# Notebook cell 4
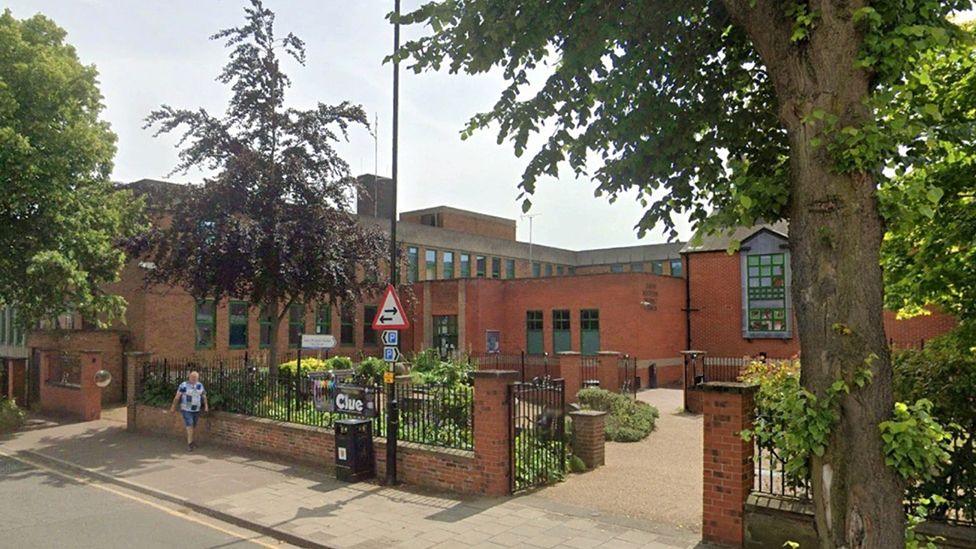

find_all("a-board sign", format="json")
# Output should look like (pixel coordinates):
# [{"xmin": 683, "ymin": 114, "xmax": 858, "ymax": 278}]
[
  {"xmin": 308, "ymin": 372, "xmax": 378, "ymax": 417},
  {"xmin": 301, "ymin": 333, "xmax": 337, "ymax": 349}
]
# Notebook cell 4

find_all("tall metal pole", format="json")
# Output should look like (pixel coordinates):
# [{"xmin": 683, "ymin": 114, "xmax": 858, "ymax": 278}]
[{"xmin": 386, "ymin": 0, "xmax": 401, "ymax": 486}]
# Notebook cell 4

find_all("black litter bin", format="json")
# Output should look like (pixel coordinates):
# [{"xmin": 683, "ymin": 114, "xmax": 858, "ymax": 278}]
[{"xmin": 335, "ymin": 418, "xmax": 374, "ymax": 482}]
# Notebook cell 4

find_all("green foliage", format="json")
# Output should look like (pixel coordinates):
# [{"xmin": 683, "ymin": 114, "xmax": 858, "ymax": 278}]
[
  {"xmin": 0, "ymin": 398, "xmax": 25, "ymax": 433},
  {"xmin": 355, "ymin": 357, "xmax": 387, "ymax": 386},
  {"xmin": 567, "ymin": 454, "xmax": 587, "ymax": 474},
  {"xmin": 408, "ymin": 349, "xmax": 472, "ymax": 386},
  {"xmin": 514, "ymin": 432, "xmax": 565, "ymax": 487},
  {"xmin": 139, "ymin": 377, "xmax": 176, "ymax": 407},
  {"xmin": 893, "ymin": 326, "xmax": 976, "ymax": 521},
  {"xmin": 0, "ymin": 9, "xmax": 145, "ymax": 326},
  {"xmin": 879, "ymin": 400, "xmax": 952, "ymax": 481},
  {"xmin": 576, "ymin": 388, "xmax": 658, "ymax": 442},
  {"xmin": 277, "ymin": 356, "xmax": 353, "ymax": 376}
]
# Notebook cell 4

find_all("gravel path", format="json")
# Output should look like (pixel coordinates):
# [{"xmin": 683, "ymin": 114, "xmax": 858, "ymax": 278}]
[{"xmin": 533, "ymin": 388, "xmax": 703, "ymax": 534}]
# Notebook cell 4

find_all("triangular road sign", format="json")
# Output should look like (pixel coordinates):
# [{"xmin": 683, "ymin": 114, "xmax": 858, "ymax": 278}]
[{"xmin": 372, "ymin": 284, "xmax": 410, "ymax": 330}]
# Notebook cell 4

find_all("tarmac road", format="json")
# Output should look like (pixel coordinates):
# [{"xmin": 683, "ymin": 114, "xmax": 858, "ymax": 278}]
[{"xmin": 0, "ymin": 453, "xmax": 287, "ymax": 549}]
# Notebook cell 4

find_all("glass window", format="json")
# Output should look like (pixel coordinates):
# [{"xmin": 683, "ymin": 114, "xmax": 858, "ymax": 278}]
[
  {"xmin": 460, "ymin": 253, "xmax": 471, "ymax": 278},
  {"xmin": 443, "ymin": 251, "xmax": 455, "ymax": 279},
  {"xmin": 259, "ymin": 305, "xmax": 273, "ymax": 348},
  {"xmin": 580, "ymin": 309, "xmax": 600, "ymax": 355},
  {"xmin": 363, "ymin": 305, "xmax": 378, "ymax": 345},
  {"xmin": 631, "ymin": 262, "xmax": 644, "ymax": 272},
  {"xmin": 315, "ymin": 304, "xmax": 332, "ymax": 334},
  {"xmin": 532, "ymin": 262, "xmax": 541, "ymax": 277},
  {"xmin": 491, "ymin": 257, "xmax": 501, "ymax": 279},
  {"xmin": 505, "ymin": 259, "xmax": 516, "ymax": 279},
  {"xmin": 228, "ymin": 301, "xmax": 248, "ymax": 348},
  {"xmin": 195, "ymin": 300, "xmax": 216, "ymax": 349},
  {"xmin": 552, "ymin": 310, "xmax": 571, "ymax": 353},
  {"xmin": 476, "ymin": 256, "xmax": 486, "ymax": 278},
  {"xmin": 545, "ymin": 264, "xmax": 553, "ymax": 277},
  {"xmin": 407, "ymin": 246, "xmax": 419, "ymax": 283},
  {"xmin": 526, "ymin": 310, "xmax": 544, "ymax": 355},
  {"xmin": 670, "ymin": 258, "xmax": 683, "ymax": 277},
  {"xmin": 340, "ymin": 307, "xmax": 355, "ymax": 345},
  {"xmin": 288, "ymin": 303, "xmax": 305, "ymax": 347},
  {"xmin": 746, "ymin": 253, "xmax": 788, "ymax": 332},
  {"xmin": 611, "ymin": 264, "xmax": 624, "ymax": 273},
  {"xmin": 425, "ymin": 249, "xmax": 437, "ymax": 280},
  {"xmin": 433, "ymin": 315, "xmax": 458, "ymax": 358},
  {"xmin": 651, "ymin": 260, "xmax": 664, "ymax": 275},
  {"xmin": 557, "ymin": 265, "xmax": 564, "ymax": 276}
]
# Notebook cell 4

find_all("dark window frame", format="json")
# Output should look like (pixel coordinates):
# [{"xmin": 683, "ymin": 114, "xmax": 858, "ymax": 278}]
[
  {"xmin": 195, "ymin": 299, "xmax": 217, "ymax": 350},
  {"xmin": 228, "ymin": 300, "xmax": 249, "ymax": 349}
]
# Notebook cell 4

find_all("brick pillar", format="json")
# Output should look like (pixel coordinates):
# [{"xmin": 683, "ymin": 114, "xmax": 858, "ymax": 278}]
[
  {"xmin": 557, "ymin": 352, "xmax": 582, "ymax": 403},
  {"xmin": 10, "ymin": 358, "xmax": 27, "ymax": 406},
  {"xmin": 569, "ymin": 410, "xmax": 606, "ymax": 469},
  {"xmin": 472, "ymin": 369, "xmax": 519, "ymax": 496},
  {"xmin": 78, "ymin": 351, "xmax": 103, "ymax": 421},
  {"xmin": 702, "ymin": 382, "xmax": 757, "ymax": 547},
  {"xmin": 597, "ymin": 351, "xmax": 621, "ymax": 389},
  {"xmin": 125, "ymin": 352, "xmax": 152, "ymax": 432}
]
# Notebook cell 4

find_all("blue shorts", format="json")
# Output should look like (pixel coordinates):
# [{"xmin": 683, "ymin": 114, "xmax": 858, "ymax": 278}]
[{"xmin": 180, "ymin": 410, "xmax": 200, "ymax": 427}]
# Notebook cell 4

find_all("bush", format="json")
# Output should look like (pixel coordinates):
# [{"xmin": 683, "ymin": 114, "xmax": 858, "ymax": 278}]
[
  {"xmin": 568, "ymin": 454, "xmax": 587, "ymax": 473},
  {"xmin": 355, "ymin": 357, "xmax": 386, "ymax": 386},
  {"xmin": 0, "ymin": 398, "xmax": 26, "ymax": 433},
  {"xmin": 277, "ymin": 356, "xmax": 352, "ymax": 376},
  {"xmin": 408, "ymin": 348, "xmax": 472, "ymax": 385},
  {"xmin": 576, "ymin": 388, "xmax": 658, "ymax": 442}
]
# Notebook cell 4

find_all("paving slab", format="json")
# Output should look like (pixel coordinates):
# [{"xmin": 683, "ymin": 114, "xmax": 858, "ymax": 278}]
[{"xmin": 0, "ymin": 415, "xmax": 704, "ymax": 549}]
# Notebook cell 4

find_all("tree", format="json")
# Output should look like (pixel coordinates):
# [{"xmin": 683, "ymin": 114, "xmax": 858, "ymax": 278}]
[
  {"xmin": 395, "ymin": 1, "xmax": 974, "ymax": 546},
  {"xmin": 136, "ymin": 0, "xmax": 386, "ymax": 370},
  {"xmin": 881, "ymin": 24, "xmax": 976, "ymax": 326},
  {"xmin": 0, "ymin": 9, "xmax": 144, "ymax": 326}
]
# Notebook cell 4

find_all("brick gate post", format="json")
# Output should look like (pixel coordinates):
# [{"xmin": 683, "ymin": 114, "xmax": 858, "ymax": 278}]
[
  {"xmin": 472, "ymin": 369, "xmax": 519, "ymax": 496},
  {"xmin": 125, "ymin": 352, "xmax": 152, "ymax": 432},
  {"xmin": 702, "ymin": 382, "xmax": 757, "ymax": 547},
  {"xmin": 569, "ymin": 410, "xmax": 607, "ymax": 469}
]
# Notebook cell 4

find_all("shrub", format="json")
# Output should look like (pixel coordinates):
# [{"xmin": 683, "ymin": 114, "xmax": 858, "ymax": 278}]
[
  {"xmin": 408, "ymin": 349, "xmax": 472, "ymax": 386},
  {"xmin": 355, "ymin": 357, "xmax": 386, "ymax": 386},
  {"xmin": 568, "ymin": 454, "xmax": 587, "ymax": 473},
  {"xmin": 277, "ymin": 356, "xmax": 353, "ymax": 376},
  {"xmin": 576, "ymin": 388, "xmax": 658, "ymax": 442},
  {"xmin": 0, "ymin": 398, "xmax": 26, "ymax": 433}
]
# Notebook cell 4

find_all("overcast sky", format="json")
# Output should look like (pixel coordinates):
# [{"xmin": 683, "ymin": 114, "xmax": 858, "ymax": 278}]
[{"xmin": 7, "ymin": 2, "xmax": 973, "ymax": 250}]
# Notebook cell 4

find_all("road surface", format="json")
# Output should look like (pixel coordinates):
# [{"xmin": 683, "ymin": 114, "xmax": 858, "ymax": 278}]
[{"xmin": 0, "ymin": 453, "xmax": 285, "ymax": 549}]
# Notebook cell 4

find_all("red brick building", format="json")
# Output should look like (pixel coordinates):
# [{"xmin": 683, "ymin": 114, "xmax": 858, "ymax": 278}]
[{"xmin": 9, "ymin": 179, "xmax": 956, "ymax": 403}]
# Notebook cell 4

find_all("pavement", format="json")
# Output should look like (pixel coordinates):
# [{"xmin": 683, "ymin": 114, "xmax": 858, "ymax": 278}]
[
  {"xmin": 0, "ymin": 453, "xmax": 284, "ymax": 548},
  {"xmin": 0, "ymin": 407, "xmax": 707, "ymax": 549},
  {"xmin": 536, "ymin": 389, "xmax": 702, "ymax": 532}
]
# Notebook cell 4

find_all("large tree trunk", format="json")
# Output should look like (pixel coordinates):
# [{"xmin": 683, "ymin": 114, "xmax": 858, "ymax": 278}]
[{"xmin": 722, "ymin": 1, "xmax": 905, "ymax": 546}]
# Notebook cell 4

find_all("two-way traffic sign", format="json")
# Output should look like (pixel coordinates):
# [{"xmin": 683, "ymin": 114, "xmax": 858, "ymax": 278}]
[{"xmin": 372, "ymin": 285, "xmax": 410, "ymax": 330}]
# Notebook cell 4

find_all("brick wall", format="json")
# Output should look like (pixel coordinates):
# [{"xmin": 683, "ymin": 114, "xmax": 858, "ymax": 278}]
[{"xmin": 28, "ymin": 330, "xmax": 126, "ymax": 404}]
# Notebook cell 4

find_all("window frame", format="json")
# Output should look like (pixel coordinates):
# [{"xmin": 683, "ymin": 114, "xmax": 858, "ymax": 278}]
[
  {"xmin": 491, "ymin": 257, "xmax": 501, "ymax": 279},
  {"xmin": 525, "ymin": 310, "xmax": 544, "ymax": 355},
  {"xmin": 425, "ymin": 249, "xmax": 437, "ymax": 280},
  {"xmin": 259, "ymin": 305, "xmax": 273, "ymax": 349},
  {"xmin": 315, "ymin": 304, "xmax": 332, "ymax": 335},
  {"xmin": 407, "ymin": 246, "xmax": 419, "ymax": 283},
  {"xmin": 340, "ymin": 307, "xmax": 355, "ymax": 345},
  {"xmin": 745, "ymin": 252, "xmax": 789, "ymax": 334},
  {"xmin": 552, "ymin": 309, "xmax": 571, "ymax": 353},
  {"xmin": 443, "ymin": 251, "xmax": 455, "ymax": 279},
  {"xmin": 288, "ymin": 303, "xmax": 305, "ymax": 348},
  {"xmin": 460, "ymin": 253, "xmax": 471, "ymax": 278},
  {"xmin": 363, "ymin": 305, "xmax": 378, "ymax": 346},
  {"xmin": 505, "ymin": 258, "xmax": 516, "ymax": 279},
  {"xmin": 476, "ymin": 255, "xmax": 487, "ymax": 278},
  {"xmin": 228, "ymin": 300, "xmax": 249, "ymax": 349},
  {"xmin": 580, "ymin": 309, "xmax": 600, "ymax": 355},
  {"xmin": 194, "ymin": 299, "xmax": 217, "ymax": 350}
]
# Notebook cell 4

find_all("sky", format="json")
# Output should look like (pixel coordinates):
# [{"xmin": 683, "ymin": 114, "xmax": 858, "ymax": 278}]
[{"xmin": 5, "ymin": 0, "xmax": 691, "ymax": 251}]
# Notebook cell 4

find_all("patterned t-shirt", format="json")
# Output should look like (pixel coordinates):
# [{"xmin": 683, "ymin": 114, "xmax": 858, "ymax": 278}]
[{"xmin": 178, "ymin": 381, "xmax": 206, "ymax": 412}]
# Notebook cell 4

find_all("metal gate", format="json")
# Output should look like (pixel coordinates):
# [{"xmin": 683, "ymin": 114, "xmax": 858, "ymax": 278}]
[
  {"xmin": 509, "ymin": 377, "xmax": 566, "ymax": 493},
  {"xmin": 618, "ymin": 355, "xmax": 637, "ymax": 398}
]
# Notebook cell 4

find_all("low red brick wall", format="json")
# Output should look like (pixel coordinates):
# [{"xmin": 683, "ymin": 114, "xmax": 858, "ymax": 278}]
[{"xmin": 133, "ymin": 404, "xmax": 479, "ymax": 494}]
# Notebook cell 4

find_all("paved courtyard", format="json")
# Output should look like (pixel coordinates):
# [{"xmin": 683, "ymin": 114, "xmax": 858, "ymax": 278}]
[
  {"xmin": 536, "ymin": 389, "xmax": 702, "ymax": 533},
  {"xmin": 0, "ymin": 409, "xmax": 706, "ymax": 549}
]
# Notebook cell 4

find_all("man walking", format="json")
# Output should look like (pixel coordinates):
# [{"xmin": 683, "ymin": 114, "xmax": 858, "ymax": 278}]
[{"xmin": 169, "ymin": 371, "xmax": 208, "ymax": 451}]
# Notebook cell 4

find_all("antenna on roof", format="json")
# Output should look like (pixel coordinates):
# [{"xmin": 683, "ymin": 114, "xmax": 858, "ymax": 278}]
[{"xmin": 521, "ymin": 213, "xmax": 542, "ymax": 264}]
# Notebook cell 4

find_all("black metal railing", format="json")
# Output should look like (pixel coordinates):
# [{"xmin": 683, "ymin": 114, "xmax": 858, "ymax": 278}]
[
  {"xmin": 509, "ymin": 377, "xmax": 566, "ymax": 493},
  {"xmin": 702, "ymin": 357, "xmax": 747, "ymax": 383},
  {"xmin": 618, "ymin": 355, "xmax": 637, "ymax": 398},
  {"xmin": 581, "ymin": 356, "xmax": 599, "ymax": 383},
  {"xmin": 469, "ymin": 352, "xmax": 558, "ymax": 383},
  {"xmin": 138, "ymin": 358, "xmax": 473, "ymax": 451},
  {"xmin": 753, "ymin": 440, "xmax": 811, "ymax": 501}
]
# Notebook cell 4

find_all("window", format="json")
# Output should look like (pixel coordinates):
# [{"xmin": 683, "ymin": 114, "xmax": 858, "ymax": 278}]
[
  {"xmin": 651, "ymin": 260, "xmax": 664, "ymax": 275},
  {"xmin": 611, "ymin": 264, "xmax": 624, "ymax": 273},
  {"xmin": 460, "ymin": 253, "xmax": 471, "ymax": 278},
  {"xmin": 315, "ymin": 304, "xmax": 332, "ymax": 334},
  {"xmin": 363, "ymin": 306, "xmax": 378, "ymax": 345},
  {"xmin": 259, "ymin": 305, "xmax": 273, "ymax": 348},
  {"xmin": 433, "ymin": 315, "xmax": 458, "ymax": 357},
  {"xmin": 631, "ymin": 262, "xmax": 644, "ymax": 272},
  {"xmin": 545, "ymin": 264, "xmax": 553, "ymax": 277},
  {"xmin": 194, "ymin": 300, "xmax": 216, "ymax": 349},
  {"xmin": 557, "ymin": 265, "xmax": 564, "ymax": 276},
  {"xmin": 340, "ymin": 307, "xmax": 355, "ymax": 345},
  {"xmin": 505, "ymin": 259, "xmax": 516, "ymax": 279},
  {"xmin": 228, "ymin": 301, "xmax": 248, "ymax": 348},
  {"xmin": 746, "ymin": 253, "xmax": 788, "ymax": 333},
  {"xmin": 407, "ymin": 246, "xmax": 419, "ymax": 283},
  {"xmin": 491, "ymin": 257, "xmax": 501, "ymax": 279},
  {"xmin": 425, "ymin": 249, "xmax": 437, "ymax": 280},
  {"xmin": 580, "ymin": 309, "xmax": 600, "ymax": 355},
  {"xmin": 532, "ymin": 262, "xmax": 541, "ymax": 277},
  {"xmin": 526, "ymin": 311, "xmax": 544, "ymax": 355},
  {"xmin": 552, "ymin": 310, "xmax": 571, "ymax": 353},
  {"xmin": 443, "ymin": 252, "xmax": 455, "ymax": 279},
  {"xmin": 670, "ymin": 258, "xmax": 683, "ymax": 277},
  {"xmin": 420, "ymin": 213, "xmax": 441, "ymax": 227},
  {"xmin": 476, "ymin": 256, "xmax": 486, "ymax": 278},
  {"xmin": 288, "ymin": 303, "xmax": 305, "ymax": 347}
]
